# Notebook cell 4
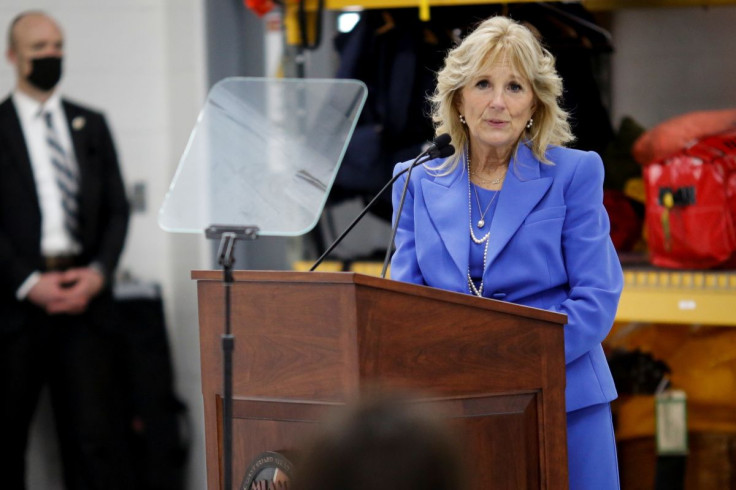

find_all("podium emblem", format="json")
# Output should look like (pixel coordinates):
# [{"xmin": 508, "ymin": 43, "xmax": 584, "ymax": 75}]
[{"xmin": 240, "ymin": 451, "xmax": 294, "ymax": 490}]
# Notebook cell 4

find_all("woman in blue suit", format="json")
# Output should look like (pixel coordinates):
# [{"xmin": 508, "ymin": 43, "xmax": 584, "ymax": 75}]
[{"xmin": 390, "ymin": 16, "xmax": 623, "ymax": 489}]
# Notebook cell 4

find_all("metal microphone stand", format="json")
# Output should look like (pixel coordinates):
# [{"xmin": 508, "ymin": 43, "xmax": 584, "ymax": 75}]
[{"xmin": 205, "ymin": 224, "xmax": 259, "ymax": 490}]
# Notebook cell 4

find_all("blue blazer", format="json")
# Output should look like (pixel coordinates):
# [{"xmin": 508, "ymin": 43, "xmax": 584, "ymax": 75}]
[{"xmin": 390, "ymin": 143, "xmax": 623, "ymax": 412}]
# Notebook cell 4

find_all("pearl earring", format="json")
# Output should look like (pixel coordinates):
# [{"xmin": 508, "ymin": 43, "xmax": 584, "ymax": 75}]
[
  {"xmin": 459, "ymin": 114, "xmax": 466, "ymax": 125},
  {"xmin": 526, "ymin": 118, "xmax": 533, "ymax": 129}
]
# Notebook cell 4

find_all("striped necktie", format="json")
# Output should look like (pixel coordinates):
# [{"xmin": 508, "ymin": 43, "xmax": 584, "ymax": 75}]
[{"xmin": 43, "ymin": 111, "xmax": 81, "ymax": 244}]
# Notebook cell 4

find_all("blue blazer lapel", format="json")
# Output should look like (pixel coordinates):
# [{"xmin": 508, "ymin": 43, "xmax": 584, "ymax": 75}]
[
  {"xmin": 486, "ymin": 145, "xmax": 552, "ymax": 267},
  {"xmin": 422, "ymin": 164, "xmax": 469, "ymax": 280}
]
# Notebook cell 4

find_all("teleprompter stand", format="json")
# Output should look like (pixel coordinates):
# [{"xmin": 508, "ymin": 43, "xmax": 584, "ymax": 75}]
[{"xmin": 204, "ymin": 224, "xmax": 259, "ymax": 490}]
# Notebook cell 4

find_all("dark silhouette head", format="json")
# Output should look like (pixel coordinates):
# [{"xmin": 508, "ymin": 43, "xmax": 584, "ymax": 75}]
[{"xmin": 293, "ymin": 392, "xmax": 464, "ymax": 490}]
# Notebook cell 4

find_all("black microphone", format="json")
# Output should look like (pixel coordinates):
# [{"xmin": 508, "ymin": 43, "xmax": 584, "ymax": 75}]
[
  {"xmin": 379, "ymin": 136, "xmax": 455, "ymax": 278},
  {"xmin": 310, "ymin": 134, "xmax": 453, "ymax": 272},
  {"xmin": 426, "ymin": 133, "xmax": 451, "ymax": 158},
  {"xmin": 431, "ymin": 144, "xmax": 455, "ymax": 159}
]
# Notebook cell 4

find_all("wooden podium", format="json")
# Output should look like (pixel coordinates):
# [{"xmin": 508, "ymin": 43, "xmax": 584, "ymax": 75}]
[{"xmin": 193, "ymin": 270, "xmax": 568, "ymax": 489}]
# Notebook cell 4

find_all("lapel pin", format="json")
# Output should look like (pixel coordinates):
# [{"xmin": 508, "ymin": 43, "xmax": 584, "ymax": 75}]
[{"xmin": 72, "ymin": 116, "xmax": 86, "ymax": 130}]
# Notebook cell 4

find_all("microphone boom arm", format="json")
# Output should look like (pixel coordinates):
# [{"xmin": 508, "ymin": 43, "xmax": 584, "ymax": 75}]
[
  {"xmin": 309, "ymin": 152, "xmax": 433, "ymax": 272},
  {"xmin": 309, "ymin": 134, "xmax": 454, "ymax": 273}
]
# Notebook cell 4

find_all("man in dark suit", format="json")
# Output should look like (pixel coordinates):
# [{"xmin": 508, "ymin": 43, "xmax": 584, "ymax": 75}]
[{"xmin": 0, "ymin": 11, "xmax": 133, "ymax": 489}]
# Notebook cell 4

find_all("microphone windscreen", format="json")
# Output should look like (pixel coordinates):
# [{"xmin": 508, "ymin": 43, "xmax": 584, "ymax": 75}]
[
  {"xmin": 437, "ymin": 144, "xmax": 455, "ymax": 158},
  {"xmin": 433, "ymin": 133, "xmax": 451, "ymax": 149},
  {"xmin": 427, "ymin": 143, "xmax": 455, "ymax": 159}
]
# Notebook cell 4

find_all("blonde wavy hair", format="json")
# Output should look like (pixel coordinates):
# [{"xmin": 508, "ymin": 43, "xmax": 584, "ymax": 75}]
[{"xmin": 429, "ymin": 15, "xmax": 573, "ymax": 173}]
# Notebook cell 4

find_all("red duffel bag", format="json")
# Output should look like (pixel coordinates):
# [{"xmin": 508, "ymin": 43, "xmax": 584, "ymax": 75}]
[{"xmin": 644, "ymin": 131, "xmax": 736, "ymax": 269}]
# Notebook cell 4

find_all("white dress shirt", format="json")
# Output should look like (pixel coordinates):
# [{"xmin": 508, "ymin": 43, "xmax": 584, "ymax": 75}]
[{"xmin": 12, "ymin": 90, "xmax": 81, "ymax": 299}]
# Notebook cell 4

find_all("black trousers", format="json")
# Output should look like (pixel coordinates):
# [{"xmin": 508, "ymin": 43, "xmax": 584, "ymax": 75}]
[{"xmin": 0, "ymin": 307, "xmax": 135, "ymax": 490}]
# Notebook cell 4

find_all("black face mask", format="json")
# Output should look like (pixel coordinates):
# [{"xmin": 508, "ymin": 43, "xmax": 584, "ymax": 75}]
[{"xmin": 26, "ymin": 56, "xmax": 63, "ymax": 91}]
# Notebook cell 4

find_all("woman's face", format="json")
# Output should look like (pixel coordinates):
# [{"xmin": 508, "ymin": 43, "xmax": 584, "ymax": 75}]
[{"xmin": 456, "ymin": 60, "xmax": 536, "ymax": 155}]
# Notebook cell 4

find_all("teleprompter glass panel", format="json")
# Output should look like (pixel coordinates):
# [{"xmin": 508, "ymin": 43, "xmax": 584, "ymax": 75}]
[{"xmin": 159, "ymin": 77, "xmax": 367, "ymax": 236}]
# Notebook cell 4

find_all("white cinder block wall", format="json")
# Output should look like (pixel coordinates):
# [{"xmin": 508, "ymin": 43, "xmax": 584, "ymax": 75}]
[
  {"xmin": 611, "ymin": 6, "xmax": 736, "ymax": 128},
  {"xmin": 0, "ymin": 1, "xmax": 209, "ymax": 489}
]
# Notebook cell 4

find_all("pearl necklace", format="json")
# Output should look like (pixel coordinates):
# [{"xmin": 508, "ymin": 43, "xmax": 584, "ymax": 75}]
[
  {"xmin": 467, "ymin": 239, "xmax": 489, "ymax": 297},
  {"xmin": 467, "ymin": 153, "xmax": 491, "ymax": 297}
]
